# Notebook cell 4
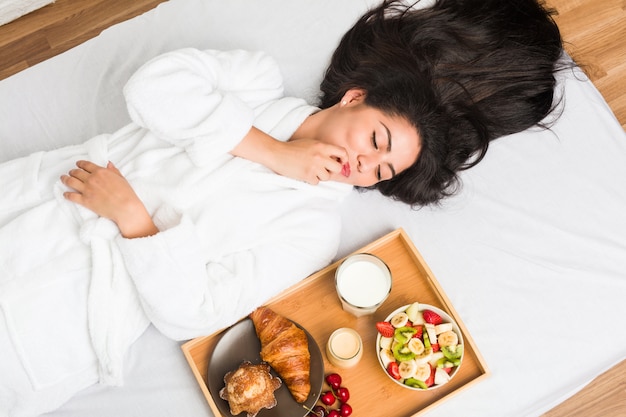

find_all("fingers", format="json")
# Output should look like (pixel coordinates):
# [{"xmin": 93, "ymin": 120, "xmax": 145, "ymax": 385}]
[
  {"xmin": 75, "ymin": 160, "xmax": 100, "ymax": 173},
  {"xmin": 60, "ymin": 175, "xmax": 83, "ymax": 195},
  {"xmin": 60, "ymin": 161, "xmax": 92, "ymax": 191},
  {"xmin": 106, "ymin": 161, "xmax": 121, "ymax": 175},
  {"xmin": 62, "ymin": 188, "xmax": 83, "ymax": 204},
  {"xmin": 311, "ymin": 165, "xmax": 335, "ymax": 184},
  {"xmin": 60, "ymin": 160, "xmax": 110, "ymax": 194},
  {"xmin": 300, "ymin": 143, "xmax": 346, "ymax": 183},
  {"xmin": 322, "ymin": 144, "xmax": 349, "ymax": 168}
]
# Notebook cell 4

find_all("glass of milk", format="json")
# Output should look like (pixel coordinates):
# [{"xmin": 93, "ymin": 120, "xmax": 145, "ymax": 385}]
[{"xmin": 334, "ymin": 253, "xmax": 392, "ymax": 317}]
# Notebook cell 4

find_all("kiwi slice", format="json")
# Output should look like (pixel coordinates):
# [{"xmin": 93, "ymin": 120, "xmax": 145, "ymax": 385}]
[
  {"xmin": 405, "ymin": 378, "xmax": 428, "ymax": 389},
  {"xmin": 394, "ymin": 326, "xmax": 417, "ymax": 344},
  {"xmin": 436, "ymin": 357, "xmax": 456, "ymax": 368},
  {"xmin": 442, "ymin": 345, "xmax": 463, "ymax": 361},
  {"xmin": 423, "ymin": 329, "xmax": 431, "ymax": 349},
  {"xmin": 392, "ymin": 343, "xmax": 416, "ymax": 361}
]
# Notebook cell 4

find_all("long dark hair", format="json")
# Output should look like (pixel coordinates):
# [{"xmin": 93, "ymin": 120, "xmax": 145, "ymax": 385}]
[{"xmin": 319, "ymin": 0, "xmax": 570, "ymax": 206}]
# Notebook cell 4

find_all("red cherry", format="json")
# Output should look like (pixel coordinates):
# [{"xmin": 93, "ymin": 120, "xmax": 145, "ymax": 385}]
[
  {"xmin": 320, "ymin": 391, "xmax": 336, "ymax": 406},
  {"xmin": 339, "ymin": 403, "xmax": 353, "ymax": 417},
  {"xmin": 310, "ymin": 405, "xmax": 327, "ymax": 417},
  {"xmin": 334, "ymin": 386, "xmax": 350, "ymax": 403},
  {"xmin": 327, "ymin": 411, "xmax": 340, "ymax": 417},
  {"xmin": 325, "ymin": 373, "xmax": 342, "ymax": 390}
]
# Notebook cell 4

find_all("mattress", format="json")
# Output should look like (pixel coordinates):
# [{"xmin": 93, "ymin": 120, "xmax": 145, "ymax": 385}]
[{"xmin": 0, "ymin": 0, "xmax": 625, "ymax": 416}]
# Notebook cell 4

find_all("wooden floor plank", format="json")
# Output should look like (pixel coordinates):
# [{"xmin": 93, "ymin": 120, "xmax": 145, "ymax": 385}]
[
  {"xmin": 44, "ymin": 0, "xmax": 153, "ymax": 49},
  {"xmin": 547, "ymin": 0, "xmax": 626, "ymax": 130},
  {"xmin": 0, "ymin": 32, "xmax": 49, "ymax": 75},
  {"xmin": 542, "ymin": 358, "xmax": 626, "ymax": 417},
  {"xmin": 0, "ymin": 0, "xmax": 168, "ymax": 72}
]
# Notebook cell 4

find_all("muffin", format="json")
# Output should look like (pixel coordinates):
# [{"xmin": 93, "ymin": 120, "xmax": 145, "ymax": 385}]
[{"xmin": 219, "ymin": 361, "xmax": 282, "ymax": 417}]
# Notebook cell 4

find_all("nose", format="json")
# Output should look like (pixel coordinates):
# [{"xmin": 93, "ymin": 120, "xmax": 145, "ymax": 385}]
[{"xmin": 357, "ymin": 153, "xmax": 381, "ymax": 173}]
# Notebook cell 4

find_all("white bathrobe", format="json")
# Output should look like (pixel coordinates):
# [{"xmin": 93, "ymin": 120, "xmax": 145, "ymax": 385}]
[{"xmin": 0, "ymin": 49, "xmax": 351, "ymax": 416}]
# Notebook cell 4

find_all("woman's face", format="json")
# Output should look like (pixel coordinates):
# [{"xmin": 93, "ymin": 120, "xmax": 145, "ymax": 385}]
[{"xmin": 315, "ymin": 89, "xmax": 421, "ymax": 187}]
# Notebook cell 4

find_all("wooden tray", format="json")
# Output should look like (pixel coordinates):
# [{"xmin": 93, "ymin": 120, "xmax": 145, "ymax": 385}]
[{"xmin": 182, "ymin": 228, "xmax": 489, "ymax": 417}]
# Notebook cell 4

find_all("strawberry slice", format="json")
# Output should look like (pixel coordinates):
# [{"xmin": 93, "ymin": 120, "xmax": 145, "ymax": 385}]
[
  {"xmin": 431, "ymin": 343, "xmax": 440, "ymax": 352},
  {"xmin": 422, "ymin": 309, "xmax": 443, "ymax": 325},
  {"xmin": 387, "ymin": 362, "xmax": 401, "ymax": 380},
  {"xmin": 376, "ymin": 321, "xmax": 395, "ymax": 338},
  {"xmin": 411, "ymin": 324, "xmax": 423, "ymax": 339},
  {"xmin": 424, "ymin": 365, "xmax": 435, "ymax": 387}
]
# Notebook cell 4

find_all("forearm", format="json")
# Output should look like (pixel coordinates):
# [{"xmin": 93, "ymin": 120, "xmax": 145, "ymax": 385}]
[
  {"xmin": 230, "ymin": 126, "xmax": 347, "ymax": 184},
  {"xmin": 230, "ymin": 126, "xmax": 283, "ymax": 171},
  {"xmin": 114, "ymin": 205, "xmax": 159, "ymax": 239},
  {"xmin": 116, "ymin": 217, "xmax": 247, "ymax": 339}
]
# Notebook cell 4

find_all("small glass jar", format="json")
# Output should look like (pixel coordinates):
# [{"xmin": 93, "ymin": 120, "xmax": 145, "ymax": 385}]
[{"xmin": 326, "ymin": 328, "xmax": 363, "ymax": 368}]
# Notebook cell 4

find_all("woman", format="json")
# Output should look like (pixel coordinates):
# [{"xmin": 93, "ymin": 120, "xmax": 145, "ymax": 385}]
[
  {"xmin": 0, "ymin": 0, "xmax": 565, "ymax": 415},
  {"xmin": 275, "ymin": 0, "xmax": 567, "ymax": 205}
]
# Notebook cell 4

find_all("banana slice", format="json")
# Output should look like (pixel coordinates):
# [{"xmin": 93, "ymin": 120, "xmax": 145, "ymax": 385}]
[
  {"xmin": 438, "ymin": 330, "xmax": 458, "ymax": 347},
  {"xmin": 428, "ymin": 351, "xmax": 445, "ymax": 367},
  {"xmin": 379, "ymin": 348, "xmax": 396, "ymax": 368},
  {"xmin": 390, "ymin": 312, "xmax": 409, "ymax": 328},
  {"xmin": 434, "ymin": 323, "xmax": 453, "ymax": 334},
  {"xmin": 414, "ymin": 346, "xmax": 433, "ymax": 365},
  {"xmin": 414, "ymin": 362, "xmax": 432, "ymax": 381},
  {"xmin": 398, "ymin": 359, "xmax": 418, "ymax": 379},
  {"xmin": 424, "ymin": 323, "xmax": 438, "ymax": 345},
  {"xmin": 379, "ymin": 336, "xmax": 393, "ymax": 350},
  {"xmin": 408, "ymin": 338, "xmax": 425, "ymax": 355}
]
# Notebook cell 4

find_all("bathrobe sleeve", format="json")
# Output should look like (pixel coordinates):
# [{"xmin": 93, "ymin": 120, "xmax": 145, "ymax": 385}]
[
  {"xmin": 115, "ymin": 202, "xmax": 342, "ymax": 341},
  {"xmin": 123, "ymin": 48, "xmax": 285, "ymax": 166}
]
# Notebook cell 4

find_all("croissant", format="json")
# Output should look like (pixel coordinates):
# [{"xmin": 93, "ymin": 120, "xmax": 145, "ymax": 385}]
[{"xmin": 249, "ymin": 306, "xmax": 311, "ymax": 403}]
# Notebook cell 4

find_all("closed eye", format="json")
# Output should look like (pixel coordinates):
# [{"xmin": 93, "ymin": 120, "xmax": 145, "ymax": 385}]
[
  {"xmin": 371, "ymin": 131, "xmax": 378, "ymax": 150},
  {"xmin": 372, "ymin": 132, "xmax": 383, "ymax": 180}
]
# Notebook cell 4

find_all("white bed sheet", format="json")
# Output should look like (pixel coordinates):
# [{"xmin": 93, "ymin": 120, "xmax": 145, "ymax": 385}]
[
  {"xmin": 0, "ymin": 0, "xmax": 54, "ymax": 26},
  {"xmin": 1, "ymin": 0, "xmax": 625, "ymax": 416}
]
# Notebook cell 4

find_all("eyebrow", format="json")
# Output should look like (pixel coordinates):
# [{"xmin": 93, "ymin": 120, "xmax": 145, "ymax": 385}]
[{"xmin": 380, "ymin": 121, "xmax": 396, "ymax": 178}]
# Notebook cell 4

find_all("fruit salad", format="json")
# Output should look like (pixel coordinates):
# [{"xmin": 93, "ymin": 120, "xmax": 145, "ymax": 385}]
[{"xmin": 376, "ymin": 302, "xmax": 463, "ymax": 390}]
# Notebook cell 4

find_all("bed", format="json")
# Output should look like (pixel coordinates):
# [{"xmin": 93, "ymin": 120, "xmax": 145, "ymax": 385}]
[{"xmin": 1, "ymin": 0, "xmax": 625, "ymax": 416}]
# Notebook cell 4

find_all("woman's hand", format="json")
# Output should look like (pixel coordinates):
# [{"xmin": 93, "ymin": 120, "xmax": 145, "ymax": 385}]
[
  {"xmin": 268, "ymin": 138, "xmax": 348, "ymax": 184},
  {"xmin": 61, "ymin": 160, "xmax": 159, "ymax": 238},
  {"xmin": 231, "ymin": 127, "xmax": 348, "ymax": 184}
]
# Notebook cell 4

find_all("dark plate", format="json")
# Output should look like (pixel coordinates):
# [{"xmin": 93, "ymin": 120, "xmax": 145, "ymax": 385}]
[{"xmin": 207, "ymin": 318, "xmax": 323, "ymax": 417}]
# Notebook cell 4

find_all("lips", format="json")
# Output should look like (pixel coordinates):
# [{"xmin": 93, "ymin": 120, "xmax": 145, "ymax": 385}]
[{"xmin": 341, "ymin": 163, "xmax": 351, "ymax": 177}]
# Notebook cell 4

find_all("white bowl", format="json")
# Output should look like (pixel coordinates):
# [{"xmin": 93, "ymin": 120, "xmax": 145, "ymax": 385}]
[{"xmin": 376, "ymin": 303, "xmax": 464, "ymax": 391}]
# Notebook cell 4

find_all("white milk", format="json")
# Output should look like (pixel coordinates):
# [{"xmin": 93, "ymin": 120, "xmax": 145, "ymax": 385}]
[
  {"xmin": 335, "ymin": 254, "xmax": 391, "ymax": 316},
  {"xmin": 338, "ymin": 261, "xmax": 389, "ymax": 306}
]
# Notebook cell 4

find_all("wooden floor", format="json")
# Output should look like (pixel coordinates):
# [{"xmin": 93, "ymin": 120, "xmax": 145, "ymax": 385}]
[
  {"xmin": 0, "ymin": 0, "xmax": 625, "ymax": 415},
  {"xmin": 0, "ymin": 0, "xmax": 168, "ymax": 80}
]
